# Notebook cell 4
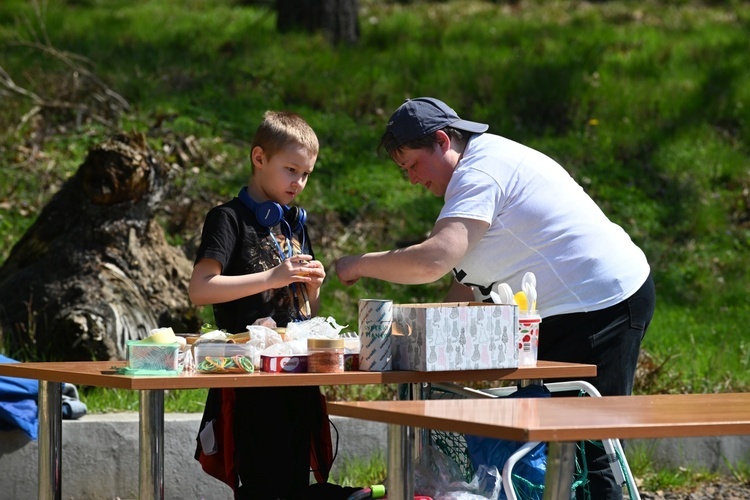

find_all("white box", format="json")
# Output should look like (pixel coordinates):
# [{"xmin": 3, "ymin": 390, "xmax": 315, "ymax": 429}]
[{"xmin": 391, "ymin": 302, "xmax": 518, "ymax": 371}]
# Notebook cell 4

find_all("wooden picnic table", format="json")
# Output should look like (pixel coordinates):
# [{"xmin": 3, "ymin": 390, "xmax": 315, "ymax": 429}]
[{"xmin": 0, "ymin": 359, "xmax": 596, "ymax": 500}]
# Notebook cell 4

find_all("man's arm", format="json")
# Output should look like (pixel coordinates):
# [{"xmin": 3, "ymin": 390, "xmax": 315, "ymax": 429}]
[{"xmin": 335, "ymin": 217, "xmax": 489, "ymax": 285}]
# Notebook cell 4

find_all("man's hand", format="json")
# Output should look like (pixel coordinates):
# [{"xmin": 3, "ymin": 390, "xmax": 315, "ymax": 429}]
[{"xmin": 335, "ymin": 255, "xmax": 361, "ymax": 286}]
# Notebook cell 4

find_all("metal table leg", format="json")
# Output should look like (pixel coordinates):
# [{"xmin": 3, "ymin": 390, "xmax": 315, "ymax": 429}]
[
  {"xmin": 543, "ymin": 441, "xmax": 577, "ymax": 500},
  {"xmin": 38, "ymin": 380, "xmax": 62, "ymax": 500},
  {"xmin": 387, "ymin": 423, "xmax": 414, "ymax": 500},
  {"xmin": 139, "ymin": 389, "xmax": 165, "ymax": 500}
]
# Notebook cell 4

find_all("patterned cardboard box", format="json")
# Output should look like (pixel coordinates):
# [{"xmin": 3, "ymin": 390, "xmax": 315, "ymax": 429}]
[{"xmin": 392, "ymin": 303, "xmax": 518, "ymax": 371}]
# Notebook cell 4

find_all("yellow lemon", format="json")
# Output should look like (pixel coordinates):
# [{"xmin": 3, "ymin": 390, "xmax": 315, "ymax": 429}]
[{"xmin": 514, "ymin": 291, "xmax": 529, "ymax": 312}]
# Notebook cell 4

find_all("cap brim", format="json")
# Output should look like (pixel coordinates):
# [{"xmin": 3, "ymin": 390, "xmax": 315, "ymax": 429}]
[{"xmin": 451, "ymin": 119, "xmax": 489, "ymax": 134}]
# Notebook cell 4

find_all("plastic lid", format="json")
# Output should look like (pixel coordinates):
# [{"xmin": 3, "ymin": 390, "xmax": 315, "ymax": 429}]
[
  {"xmin": 307, "ymin": 338, "xmax": 345, "ymax": 349},
  {"xmin": 519, "ymin": 312, "xmax": 542, "ymax": 322}
]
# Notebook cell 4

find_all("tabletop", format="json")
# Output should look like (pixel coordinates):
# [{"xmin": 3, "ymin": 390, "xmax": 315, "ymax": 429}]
[
  {"xmin": 0, "ymin": 361, "xmax": 596, "ymax": 390},
  {"xmin": 328, "ymin": 393, "xmax": 750, "ymax": 441},
  {"xmin": 0, "ymin": 360, "xmax": 596, "ymax": 390}
]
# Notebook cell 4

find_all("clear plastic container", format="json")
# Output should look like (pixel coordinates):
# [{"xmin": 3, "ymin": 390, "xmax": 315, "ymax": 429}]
[
  {"xmin": 307, "ymin": 338, "xmax": 345, "ymax": 373},
  {"xmin": 194, "ymin": 342, "xmax": 254, "ymax": 373}
]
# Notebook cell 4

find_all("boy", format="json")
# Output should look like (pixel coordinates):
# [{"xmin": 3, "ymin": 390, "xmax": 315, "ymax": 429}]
[{"xmin": 190, "ymin": 110, "xmax": 328, "ymax": 499}]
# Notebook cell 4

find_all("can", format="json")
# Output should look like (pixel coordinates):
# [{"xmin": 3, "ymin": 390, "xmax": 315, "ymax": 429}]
[{"xmin": 358, "ymin": 299, "xmax": 393, "ymax": 371}]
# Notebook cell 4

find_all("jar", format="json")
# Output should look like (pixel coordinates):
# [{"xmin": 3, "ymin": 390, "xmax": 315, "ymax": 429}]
[{"xmin": 307, "ymin": 338, "xmax": 345, "ymax": 373}]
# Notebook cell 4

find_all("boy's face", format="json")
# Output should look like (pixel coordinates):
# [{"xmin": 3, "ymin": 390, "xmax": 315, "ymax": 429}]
[{"xmin": 251, "ymin": 144, "xmax": 316, "ymax": 205}]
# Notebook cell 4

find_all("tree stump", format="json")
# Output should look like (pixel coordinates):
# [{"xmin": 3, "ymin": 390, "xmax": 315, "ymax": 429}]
[{"xmin": 0, "ymin": 132, "xmax": 201, "ymax": 362}]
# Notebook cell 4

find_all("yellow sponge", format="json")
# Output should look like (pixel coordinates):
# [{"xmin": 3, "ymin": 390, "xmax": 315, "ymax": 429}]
[{"xmin": 143, "ymin": 327, "xmax": 177, "ymax": 344}]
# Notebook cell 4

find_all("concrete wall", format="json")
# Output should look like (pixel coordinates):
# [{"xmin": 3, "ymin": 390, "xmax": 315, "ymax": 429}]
[
  {"xmin": 1, "ymin": 413, "xmax": 749, "ymax": 500},
  {"xmin": 0, "ymin": 414, "xmax": 387, "ymax": 500}
]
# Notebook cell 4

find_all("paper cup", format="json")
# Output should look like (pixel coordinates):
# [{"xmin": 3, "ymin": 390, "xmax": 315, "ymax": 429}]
[
  {"xmin": 518, "ymin": 312, "xmax": 542, "ymax": 367},
  {"xmin": 358, "ymin": 299, "xmax": 393, "ymax": 371}
]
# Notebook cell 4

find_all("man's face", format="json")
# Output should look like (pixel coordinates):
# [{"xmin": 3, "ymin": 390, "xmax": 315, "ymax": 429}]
[{"xmin": 393, "ymin": 143, "xmax": 454, "ymax": 197}]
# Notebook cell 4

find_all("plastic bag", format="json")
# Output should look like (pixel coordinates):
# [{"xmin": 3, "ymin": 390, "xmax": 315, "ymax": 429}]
[
  {"xmin": 285, "ymin": 316, "xmax": 348, "ymax": 339},
  {"xmin": 411, "ymin": 446, "xmax": 503, "ymax": 499},
  {"xmin": 464, "ymin": 385, "xmax": 551, "ymax": 500}
]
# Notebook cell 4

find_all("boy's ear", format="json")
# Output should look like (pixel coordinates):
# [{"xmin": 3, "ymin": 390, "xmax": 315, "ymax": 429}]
[{"xmin": 251, "ymin": 146, "xmax": 266, "ymax": 170}]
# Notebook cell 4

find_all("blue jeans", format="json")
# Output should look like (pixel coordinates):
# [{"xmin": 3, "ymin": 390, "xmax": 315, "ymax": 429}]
[{"xmin": 538, "ymin": 273, "xmax": 655, "ymax": 499}]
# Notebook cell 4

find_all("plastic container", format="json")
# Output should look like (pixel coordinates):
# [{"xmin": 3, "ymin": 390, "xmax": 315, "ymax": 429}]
[
  {"xmin": 518, "ymin": 312, "xmax": 542, "ymax": 367},
  {"xmin": 261, "ymin": 354, "xmax": 308, "ymax": 373},
  {"xmin": 126, "ymin": 341, "xmax": 180, "ymax": 371},
  {"xmin": 194, "ymin": 342, "xmax": 254, "ymax": 373},
  {"xmin": 307, "ymin": 338, "xmax": 345, "ymax": 373}
]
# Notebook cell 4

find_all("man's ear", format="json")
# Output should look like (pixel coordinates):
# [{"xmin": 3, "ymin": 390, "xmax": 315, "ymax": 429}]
[
  {"xmin": 435, "ymin": 129, "xmax": 452, "ymax": 153},
  {"xmin": 251, "ymin": 146, "xmax": 266, "ymax": 170}
]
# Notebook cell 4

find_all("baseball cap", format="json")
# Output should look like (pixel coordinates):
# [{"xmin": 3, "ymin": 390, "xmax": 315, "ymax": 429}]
[{"xmin": 384, "ymin": 97, "xmax": 489, "ymax": 150}]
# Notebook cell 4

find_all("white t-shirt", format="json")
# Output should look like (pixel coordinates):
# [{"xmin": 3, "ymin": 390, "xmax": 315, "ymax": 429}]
[{"xmin": 440, "ymin": 133, "xmax": 650, "ymax": 317}]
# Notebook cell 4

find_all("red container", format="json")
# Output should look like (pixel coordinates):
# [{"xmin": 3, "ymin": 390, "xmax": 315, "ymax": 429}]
[{"xmin": 260, "ymin": 354, "xmax": 308, "ymax": 373}]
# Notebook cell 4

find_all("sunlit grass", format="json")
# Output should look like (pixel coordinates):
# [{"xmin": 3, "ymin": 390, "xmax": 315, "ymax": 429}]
[
  {"xmin": 81, "ymin": 387, "xmax": 208, "ymax": 413},
  {"xmin": 625, "ymin": 441, "xmax": 749, "ymax": 493},
  {"xmin": 330, "ymin": 451, "xmax": 387, "ymax": 488}
]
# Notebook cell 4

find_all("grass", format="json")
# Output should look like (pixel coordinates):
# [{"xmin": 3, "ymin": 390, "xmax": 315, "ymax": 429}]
[
  {"xmin": 625, "ymin": 440, "xmax": 750, "ymax": 492},
  {"xmin": 80, "ymin": 387, "xmax": 209, "ymax": 413},
  {"xmin": 0, "ymin": 1, "xmax": 749, "ymax": 399},
  {"xmin": 3, "ymin": 4, "xmax": 748, "ymax": 494},
  {"xmin": 329, "ymin": 452, "xmax": 387, "ymax": 488}
]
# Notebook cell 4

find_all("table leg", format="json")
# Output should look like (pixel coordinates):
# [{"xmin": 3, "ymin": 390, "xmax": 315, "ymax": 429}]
[
  {"xmin": 543, "ymin": 441, "xmax": 577, "ymax": 500},
  {"xmin": 387, "ymin": 423, "xmax": 414, "ymax": 500},
  {"xmin": 38, "ymin": 380, "xmax": 62, "ymax": 500},
  {"xmin": 139, "ymin": 389, "xmax": 165, "ymax": 500},
  {"xmin": 399, "ymin": 382, "xmax": 430, "ymax": 462}
]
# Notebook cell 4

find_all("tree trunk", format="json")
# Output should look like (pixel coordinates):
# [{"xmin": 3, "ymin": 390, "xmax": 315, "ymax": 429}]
[
  {"xmin": 0, "ymin": 132, "xmax": 201, "ymax": 362},
  {"xmin": 276, "ymin": 0, "xmax": 360, "ymax": 45}
]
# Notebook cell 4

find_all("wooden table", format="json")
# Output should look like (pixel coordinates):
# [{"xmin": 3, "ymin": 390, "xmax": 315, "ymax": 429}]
[
  {"xmin": 329, "ymin": 393, "xmax": 750, "ymax": 500},
  {"xmin": 0, "ymin": 360, "xmax": 595, "ymax": 500}
]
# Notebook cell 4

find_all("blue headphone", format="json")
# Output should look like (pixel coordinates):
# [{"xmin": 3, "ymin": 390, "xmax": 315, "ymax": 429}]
[{"xmin": 238, "ymin": 187, "xmax": 307, "ymax": 231}]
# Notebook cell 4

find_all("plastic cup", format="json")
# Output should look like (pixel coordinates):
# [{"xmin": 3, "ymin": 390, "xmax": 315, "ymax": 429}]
[{"xmin": 518, "ymin": 312, "xmax": 542, "ymax": 367}]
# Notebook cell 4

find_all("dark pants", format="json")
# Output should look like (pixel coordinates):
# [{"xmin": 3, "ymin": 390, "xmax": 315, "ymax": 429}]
[
  {"xmin": 538, "ymin": 273, "xmax": 655, "ymax": 499},
  {"xmin": 233, "ymin": 386, "xmax": 319, "ymax": 500}
]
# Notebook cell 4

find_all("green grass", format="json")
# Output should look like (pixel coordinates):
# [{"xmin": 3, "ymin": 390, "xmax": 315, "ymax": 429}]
[
  {"xmin": 1, "ymin": 0, "xmax": 749, "ymax": 398},
  {"xmin": 330, "ymin": 452, "xmax": 387, "ymax": 488},
  {"xmin": 81, "ymin": 387, "xmax": 209, "ymax": 413},
  {"xmin": 625, "ymin": 440, "xmax": 750, "ymax": 492}
]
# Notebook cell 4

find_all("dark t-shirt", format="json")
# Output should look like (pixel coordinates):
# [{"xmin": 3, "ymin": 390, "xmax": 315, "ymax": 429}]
[{"xmin": 194, "ymin": 197, "xmax": 313, "ymax": 333}]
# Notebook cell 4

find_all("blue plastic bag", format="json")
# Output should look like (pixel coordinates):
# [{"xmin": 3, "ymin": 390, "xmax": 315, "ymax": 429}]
[{"xmin": 464, "ymin": 384, "xmax": 551, "ymax": 500}]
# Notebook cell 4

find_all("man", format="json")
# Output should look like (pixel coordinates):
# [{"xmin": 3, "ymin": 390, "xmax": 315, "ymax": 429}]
[{"xmin": 336, "ymin": 97, "xmax": 655, "ymax": 499}]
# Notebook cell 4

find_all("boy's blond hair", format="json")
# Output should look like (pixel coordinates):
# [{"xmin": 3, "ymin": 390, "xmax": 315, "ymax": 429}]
[{"xmin": 251, "ymin": 111, "xmax": 319, "ymax": 167}]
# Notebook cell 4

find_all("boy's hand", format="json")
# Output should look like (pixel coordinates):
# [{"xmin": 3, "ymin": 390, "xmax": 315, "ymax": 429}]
[
  {"xmin": 274, "ymin": 255, "xmax": 324, "ymax": 287},
  {"xmin": 300, "ymin": 259, "xmax": 326, "ymax": 290}
]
